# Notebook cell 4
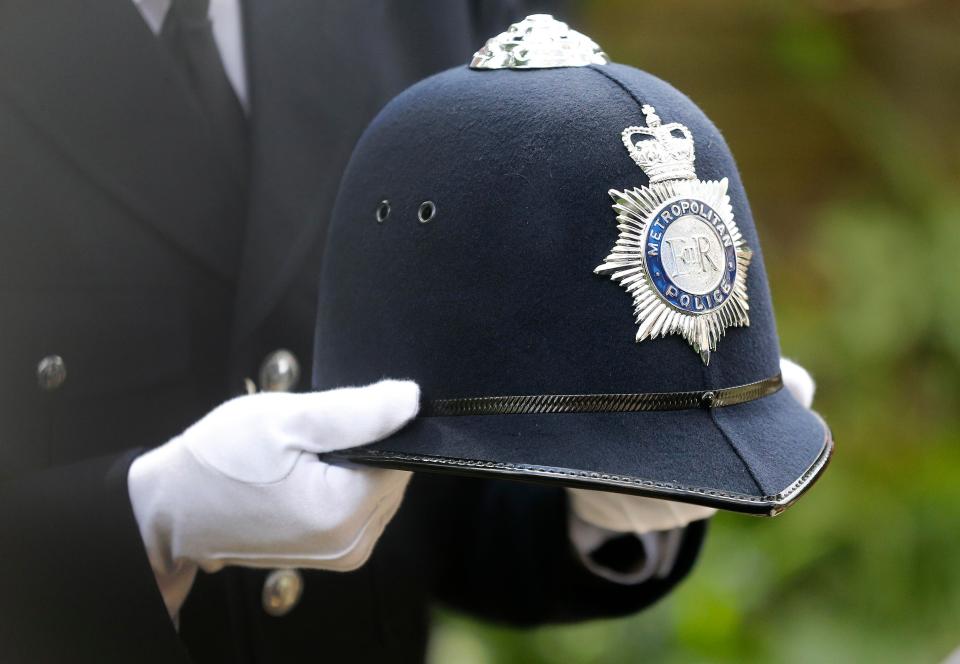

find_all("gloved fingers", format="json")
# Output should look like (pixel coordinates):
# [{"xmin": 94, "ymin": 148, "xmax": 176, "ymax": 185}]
[
  {"xmin": 288, "ymin": 379, "xmax": 421, "ymax": 453},
  {"xmin": 568, "ymin": 487, "xmax": 632, "ymax": 531},
  {"xmin": 780, "ymin": 357, "xmax": 816, "ymax": 408},
  {"xmin": 569, "ymin": 488, "xmax": 715, "ymax": 535},
  {"xmin": 274, "ymin": 458, "xmax": 411, "ymax": 554},
  {"xmin": 657, "ymin": 498, "xmax": 716, "ymax": 531},
  {"xmin": 307, "ymin": 461, "xmax": 412, "ymax": 524},
  {"xmin": 201, "ymin": 469, "xmax": 409, "ymax": 572},
  {"xmin": 175, "ymin": 380, "xmax": 418, "ymax": 484},
  {"xmin": 318, "ymin": 485, "xmax": 408, "ymax": 572}
]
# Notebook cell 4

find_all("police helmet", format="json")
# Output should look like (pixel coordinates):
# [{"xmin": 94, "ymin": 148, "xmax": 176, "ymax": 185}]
[{"xmin": 314, "ymin": 15, "xmax": 833, "ymax": 515}]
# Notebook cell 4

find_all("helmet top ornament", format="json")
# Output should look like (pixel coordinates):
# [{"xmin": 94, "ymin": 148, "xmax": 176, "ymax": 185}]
[{"xmin": 469, "ymin": 14, "xmax": 608, "ymax": 70}]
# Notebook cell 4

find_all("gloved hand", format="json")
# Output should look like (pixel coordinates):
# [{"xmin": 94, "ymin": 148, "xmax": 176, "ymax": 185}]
[
  {"xmin": 779, "ymin": 356, "xmax": 816, "ymax": 409},
  {"xmin": 127, "ymin": 380, "xmax": 420, "ymax": 618},
  {"xmin": 568, "ymin": 357, "xmax": 816, "ymax": 536}
]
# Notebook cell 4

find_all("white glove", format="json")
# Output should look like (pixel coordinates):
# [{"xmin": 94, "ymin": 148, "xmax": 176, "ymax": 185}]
[
  {"xmin": 568, "ymin": 490, "xmax": 716, "ymax": 536},
  {"xmin": 779, "ymin": 356, "xmax": 816, "ymax": 408},
  {"xmin": 127, "ymin": 380, "xmax": 420, "ymax": 618},
  {"xmin": 568, "ymin": 358, "xmax": 817, "ymax": 563}
]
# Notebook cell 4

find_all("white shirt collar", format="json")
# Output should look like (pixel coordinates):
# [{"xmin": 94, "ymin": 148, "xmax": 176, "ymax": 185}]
[
  {"xmin": 130, "ymin": 0, "xmax": 248, "ymax": 110},
  {"xmin": 132, "ymin": 0, "xmax": 171, "ymax": 36}
]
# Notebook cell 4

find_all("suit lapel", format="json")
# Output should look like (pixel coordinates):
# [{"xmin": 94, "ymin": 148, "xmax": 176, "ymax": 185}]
[
  {"xmin": 0, "ymin": 0, "xmax": 242, "ymax": 281},
  {"xmin": 233, "ymin": 0, "xmax": 492, "ymax": 345},
  {"xmin": 233, "ymin": 1, "xmax": 407, "ymax": 345},
  {"xmin": 232, "ymin": 0, "xmax": 333, "ymax": 344}
]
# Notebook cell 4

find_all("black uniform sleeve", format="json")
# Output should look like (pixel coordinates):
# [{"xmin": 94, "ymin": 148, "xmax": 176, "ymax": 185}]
[
  {"xmin": 0, "ymin": 450, "xmax": 190, "ymax": 663},
  {"xmin": 407, "ymin": 474, "xmax": 706, "ymax": 626}
]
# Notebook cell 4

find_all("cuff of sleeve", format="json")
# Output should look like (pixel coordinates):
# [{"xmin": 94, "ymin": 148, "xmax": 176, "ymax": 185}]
[
  {"xmin": 568, "ymin": 512, "xmax": 686, "ymax": 585},
  {"xmin": 0, "ymin": 450, "xmax": 190, "ymax": 662}
]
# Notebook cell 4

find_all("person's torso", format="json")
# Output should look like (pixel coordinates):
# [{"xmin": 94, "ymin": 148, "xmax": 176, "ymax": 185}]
[{"xmin": 0, "ymin": 0, "xmax": 523, "ymax": 660}]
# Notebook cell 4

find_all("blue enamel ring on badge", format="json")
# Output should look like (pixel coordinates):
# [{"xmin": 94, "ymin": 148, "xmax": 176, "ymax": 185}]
[{"xmin": 644, "ymin": 198, "xmax": 738, "ymax": 314}]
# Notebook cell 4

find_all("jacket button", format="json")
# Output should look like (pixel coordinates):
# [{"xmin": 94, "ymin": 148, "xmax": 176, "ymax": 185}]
[
  {"xmin": 259, "ymin": 349, "xmax": 300, "ymax": 393},
  {"xmin": 37, "ymin": 355, "xmax": 67, "ymax": 391},
  {"xmin": 262, "ymin": 569, "xmax": 303, "ymax": 617}
]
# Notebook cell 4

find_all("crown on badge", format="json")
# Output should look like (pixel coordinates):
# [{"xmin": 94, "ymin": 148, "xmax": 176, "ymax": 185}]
[{"xmin": 621, "ymin": 105, "xmax": 696, "ymax": 184}]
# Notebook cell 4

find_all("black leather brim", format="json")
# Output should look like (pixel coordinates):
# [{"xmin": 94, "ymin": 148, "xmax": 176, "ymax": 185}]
[{"xmin": 326, "ymin": 388, "xmax": 833, "ymax": 517}]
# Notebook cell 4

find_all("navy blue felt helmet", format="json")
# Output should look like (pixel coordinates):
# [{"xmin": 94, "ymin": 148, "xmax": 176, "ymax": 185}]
[{"xmin": 315, "ymin": 15, "xmax": 833, "ymax": 515}]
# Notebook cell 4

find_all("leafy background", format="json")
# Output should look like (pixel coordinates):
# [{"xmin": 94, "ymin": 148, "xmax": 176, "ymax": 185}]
[{"xmin": 427, "ymin": 0, "xmax": 960, "ymax": 662}]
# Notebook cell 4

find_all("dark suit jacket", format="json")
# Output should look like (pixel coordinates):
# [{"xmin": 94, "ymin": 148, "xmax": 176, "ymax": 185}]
[{"xmin": 0, "ymin": 1, "xmax": 705, "ymax": 662}]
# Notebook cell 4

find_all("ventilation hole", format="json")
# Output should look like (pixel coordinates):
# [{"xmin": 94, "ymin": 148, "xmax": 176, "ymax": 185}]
[
  {"xmin": 375, "ymin": 200, "xmax": 391, "ymax": 223},
  {"xmin": 418, "ymin": 201, "xmax": 436, "ymax": 223}
]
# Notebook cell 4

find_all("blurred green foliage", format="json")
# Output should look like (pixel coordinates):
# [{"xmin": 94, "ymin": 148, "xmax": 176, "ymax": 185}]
[{"xmin": 427, "ymin": 0, "xmax": 960, "ymax": 662}]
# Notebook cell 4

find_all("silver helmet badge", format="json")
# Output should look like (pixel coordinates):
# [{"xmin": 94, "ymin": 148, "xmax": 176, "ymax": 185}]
[{"xmin": 595, "ymin": 105, "xmax": 753, "ymax": 364}]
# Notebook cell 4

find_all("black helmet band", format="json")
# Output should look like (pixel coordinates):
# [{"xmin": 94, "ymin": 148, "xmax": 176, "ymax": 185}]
[{"xmin": 422, "ymin": 373, "xmax": 782, "ymax": 417}]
